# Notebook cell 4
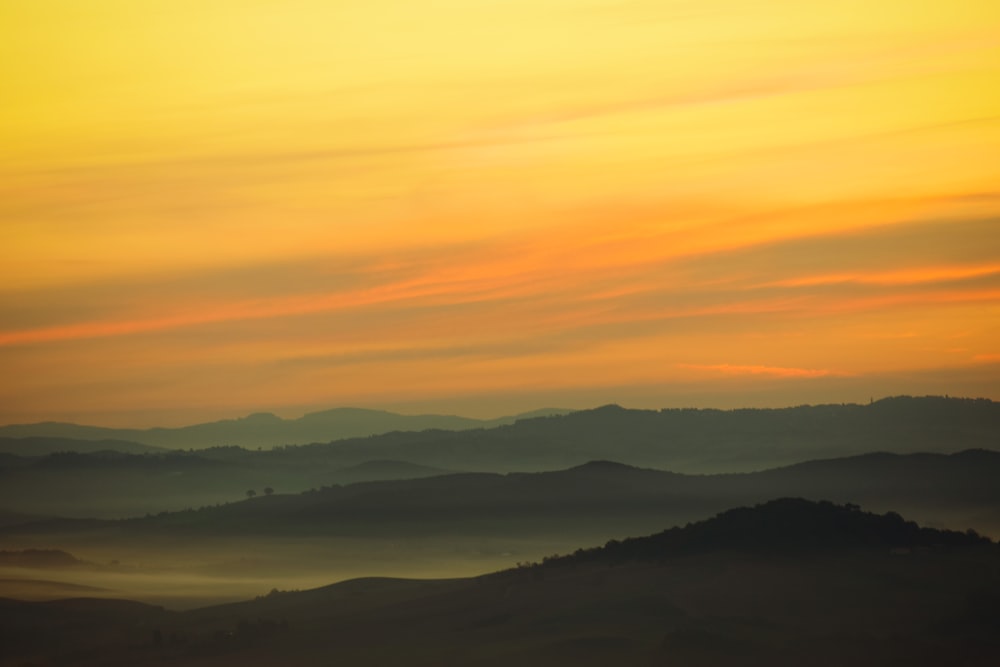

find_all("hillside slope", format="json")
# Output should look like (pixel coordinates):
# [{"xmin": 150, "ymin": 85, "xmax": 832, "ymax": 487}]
[
  {"xmin": 2, "ymin": 500, "xmax": 997, "ymax": 666},
  {"xmin": 4, "ymin": 449, "xmax": 998, "ymax": 543}
]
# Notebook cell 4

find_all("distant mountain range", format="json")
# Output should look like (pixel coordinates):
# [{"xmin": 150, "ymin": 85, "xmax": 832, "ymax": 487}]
[
  {"xmin": 0, "ymin": 407, "xmax": 572, "ymax": 450},
  {"xmin": 2, "ymin": 396, "xmax": 996, "ymax": 474},
  {"xmin": 2, "ymin": 499, "xmax": 996, "ymax": 667}
]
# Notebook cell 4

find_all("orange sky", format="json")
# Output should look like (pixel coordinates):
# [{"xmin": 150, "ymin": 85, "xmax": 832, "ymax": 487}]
[{"xmin": 1, "ymin": 0, "xmax": 999, "ymax": 426}]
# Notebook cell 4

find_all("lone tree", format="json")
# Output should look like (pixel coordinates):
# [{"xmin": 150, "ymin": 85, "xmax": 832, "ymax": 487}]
[
  {"xmin": 264, "ymin": 487, "xmax": 274, "ymax": 496},
  {"xmin": 246, "ymin": 489, "xmax": 256, "ymax": 499}
]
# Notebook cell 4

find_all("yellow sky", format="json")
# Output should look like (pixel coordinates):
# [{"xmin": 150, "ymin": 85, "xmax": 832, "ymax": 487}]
[{"xmin": 1, "ymin": 0, "xmax": 998, "ymax": 425}]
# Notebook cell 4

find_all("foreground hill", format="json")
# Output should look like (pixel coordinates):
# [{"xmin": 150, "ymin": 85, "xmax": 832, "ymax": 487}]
[
  {"xmin": 539, "ymin": 497, "xmax": 990, "ymax": 563},
  {"xmin": 1, "ymin": 500, "xmax": 997, "ymax": 666},
  {"xmin": 0, "ymin": 407, "xmax": 571, "ymax": 451}
]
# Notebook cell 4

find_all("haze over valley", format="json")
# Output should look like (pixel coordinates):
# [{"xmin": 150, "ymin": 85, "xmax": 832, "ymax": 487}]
[
  {"xmin": 0, "ymin": 396, "xmax": 996, "ymax": 604},
  {"xmin": 1, "ymin": 397, "xmax": 999, "ymax": 664}
]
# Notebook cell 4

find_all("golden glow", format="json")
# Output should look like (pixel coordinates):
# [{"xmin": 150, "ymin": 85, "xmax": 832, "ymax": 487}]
[{"xmin": 1, "ymin": 0, "xmax": 999, "ymax": 424}]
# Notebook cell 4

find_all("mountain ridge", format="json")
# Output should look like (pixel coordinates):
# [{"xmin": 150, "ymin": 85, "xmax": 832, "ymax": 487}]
[
  {"xmin": 1, "ymin": 396, "xmax": 995, "ymax": 473},
  {"xmin": 4, "ymin": 448, "xmax": 997, "ymax": 539},
  {"xmin": 0, "ymin": 407, "xmax": 574, "ymax": 451}
]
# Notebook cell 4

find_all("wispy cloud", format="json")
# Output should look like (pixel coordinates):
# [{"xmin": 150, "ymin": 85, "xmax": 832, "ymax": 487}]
[
  {"xmin": 3, "ymin": 207, "xmax": 998, "ymax": 350},
  {"xmin": 757, "ymin": 264, "xmax": 1000, "ymax": 289},
  {"xmin": 678, "ymin": 364, "xmax": 848, "ymax": 379}
]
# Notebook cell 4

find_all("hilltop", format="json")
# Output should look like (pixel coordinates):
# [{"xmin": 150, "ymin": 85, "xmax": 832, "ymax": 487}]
[{"xmin": 533, "ymin": 497, "xmax": 991, "ymax": 568}]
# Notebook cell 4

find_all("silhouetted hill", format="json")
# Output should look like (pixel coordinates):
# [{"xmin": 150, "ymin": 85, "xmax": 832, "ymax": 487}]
[
  {"xmin": 2, "ymin": 397, "xmax": 995, "ymax": 472},
  {"xmin": 0, "ymin": 395, "xmax": 995, "ymax": 522},
  {"xmin": 0, "ymin": 448, "xmax": 458, "ymax": 518},
  {"xmin": 0, "ymin": 595, "xmax": 168, "ymax": 663},
  {"xmin": 5, "ymin": 449, "xmax": 997, "ymax": 542},
  {"xmin": 0, "ymin": 436, "xmax": 165, "ymax": 457},
  {"xmin": 537, "ymin": 498, "xmax": 991, "ymax": 568},
  {"xmin": 246, "ymin": 395, "xmax": 1000, "ymax": 473},
  {"xmin": 2, "ymin": 501, "xmax": 997, "ymax": 666},
  {"xmin": 0, "ymin": 407, "xmax": 573, "ymax": 450}
]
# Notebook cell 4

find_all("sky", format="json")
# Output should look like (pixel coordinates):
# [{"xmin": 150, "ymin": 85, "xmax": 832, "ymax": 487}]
[{"xmin": 1, "ymin": 0, "xmax": 998, "ymax": 427}]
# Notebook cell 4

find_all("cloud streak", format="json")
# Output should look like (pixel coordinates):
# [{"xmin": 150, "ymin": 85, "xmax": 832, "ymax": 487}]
[{"xmin": 678, "ymin": 364, "xmax": 847, "ymax": 379}]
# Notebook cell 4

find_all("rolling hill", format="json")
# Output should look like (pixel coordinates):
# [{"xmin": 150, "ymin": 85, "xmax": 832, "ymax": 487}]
[
  {"xmin": 1, "ymin": 499, "xmax": 997, "ymax": 666},
  {"xmin": 2, "ymin": 397, "xmax": 996, "ymax": 475},
  {"xmin": 4, "ymin": 449, "xmax": 998, "ymax": 542}
]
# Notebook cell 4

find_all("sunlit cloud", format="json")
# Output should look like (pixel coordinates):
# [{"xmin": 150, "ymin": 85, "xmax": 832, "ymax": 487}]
[
  {"xmin": 1, "ymin": 0, "xmax": 998, "ymax": 424},
  {"xmin": 759, "ymin": 264, "xmax": 1000, "ymax": 289}
]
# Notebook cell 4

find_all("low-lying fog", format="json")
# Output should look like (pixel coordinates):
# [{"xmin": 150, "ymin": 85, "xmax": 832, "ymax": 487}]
[{"xmin": 0, "ymin": 534, "xmax": 586, "ymax": 609}]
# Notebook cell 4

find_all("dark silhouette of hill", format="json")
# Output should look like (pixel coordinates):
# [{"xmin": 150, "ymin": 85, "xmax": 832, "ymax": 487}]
[
  {"xmin": 0, "ymin": 395, "xmax": 995, "ymax": 523},
  {"xmin": 536, "ymin": 498, "xmax": 990, "ymax": 568},
  {"xmin": 1, "ymin": 500, "xmax": 997, "ymax": 666},
  {"xmin": 0, "ymin": 407, "xmax": 572, "ymax": 450},
  {"xmin": 224, "ymin": 395, "xmax": 1000, "ymax": 473},
  {"xmin": 0, "ymin": 449, "xmax": 236, "ymax": 518},
  {"xmin": 0, "ymin": 448, "xmax": 458, "ymax": 520},
  {"xmin": 4, "ymin": 449, "xmax": 997, "ymax": 541},
  {"xmin": 0, "ymin": 596, "xmax": 168, "ymax": 663},
  {"xmin": 1, "ymin": 397, "xmax": 995, "ymax": 472},
  {"xmin": 0, "ymin": 436, "xmax": 166, "ymax": 457},
  {"xmin": 0, "ymin": 450, "xmax": 451, "ymax": 519}
]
